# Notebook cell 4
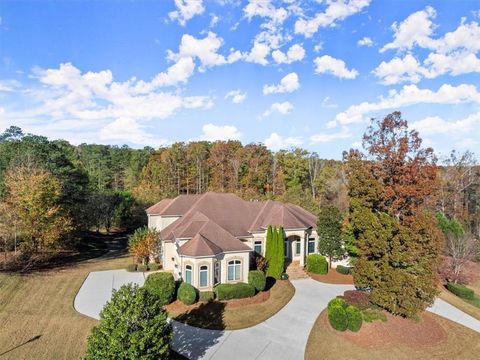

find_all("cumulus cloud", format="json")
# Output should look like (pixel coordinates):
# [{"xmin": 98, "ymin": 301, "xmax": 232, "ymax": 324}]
[
  {"xmin": 169, "ymin": 0, "xmax": 205, "ymax": 26},
  {"xmin": 199, "ymin": 123, "xmax": 242, "ymax": 141},
  {"xmin": 295, "ymin": 0, "xmax": 371, "ymax": 38},
  {"xmin": 329, "ymin": 83, "xmax": 480, "ymax": 128},
  {"xmin": 357, "ymin": 36, "xmax": 373, "ymax": 47},
  {"xmin": 373, "ymin": 54, "xmax": 424, "ymax": 85},
  {"xmin": 310, "ymin": 127, "xmax": 352, "ymax": 143},
  {"xmin": 225, "ymin": 89, "xmax": 247, "ymax": 104},
  {"xmin": 263, "ymin": 72, "xmax": 300, "ymax": 94},
  {"xmin": 411, "ymin": 112, "xmax": 480, "ymax": 136},
  {"xmin": 243, "ymin": 0, "xmax": 288, "ymax": 24},
  {"xmin": 314, "ymin": 55, "xmax": 358, "ymax": 79},
  {"xmin": 272, "ymin": 44, "xmax": 305, "ymax": 64},
  {"xmin": 244, "ymin": 41, "xmax": 271, "ymax": 65},
  {"xmin": 99, "ymin": 117, "xmax": 168, "ymax": 146},
  {"xmin": 261, "ymin": 101, "xmax": 294, "ymax": 118},
  {"xmin": 264, "ymin": 132, "xmax": 303, "ymax": 151}
]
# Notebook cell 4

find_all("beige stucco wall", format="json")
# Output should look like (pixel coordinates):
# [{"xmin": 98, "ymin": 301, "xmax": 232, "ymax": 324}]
[{"xmin": 148, "ymin": 215, "xmax": 180, "ymax": 232}]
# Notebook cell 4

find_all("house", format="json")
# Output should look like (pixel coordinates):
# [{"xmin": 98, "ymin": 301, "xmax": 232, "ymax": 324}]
[{"xmin": 146, "ymin": 192, "xmax": 319, "ymax": 291}]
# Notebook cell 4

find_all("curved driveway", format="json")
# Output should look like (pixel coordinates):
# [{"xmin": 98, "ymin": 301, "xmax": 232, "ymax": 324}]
[{"xmin": 74, "ymin": 270, "xmax": 480, "ymax": 360}]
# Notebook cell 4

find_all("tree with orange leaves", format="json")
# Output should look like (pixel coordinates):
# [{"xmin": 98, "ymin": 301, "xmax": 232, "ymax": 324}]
[{"xmin": 128, "ymin": 227, "xmax": 159, "ymax": 265}]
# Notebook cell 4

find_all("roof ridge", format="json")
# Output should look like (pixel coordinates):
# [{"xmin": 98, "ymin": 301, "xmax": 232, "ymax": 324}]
[{"xmin": 248, "ymin": 199, "xmax": 271, "ymax": 231}]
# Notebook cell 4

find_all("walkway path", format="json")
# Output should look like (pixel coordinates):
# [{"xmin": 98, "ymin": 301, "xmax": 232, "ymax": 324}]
[{"xmin": 74, "ymin": 270, "xmax": 480, "ymax": 359}]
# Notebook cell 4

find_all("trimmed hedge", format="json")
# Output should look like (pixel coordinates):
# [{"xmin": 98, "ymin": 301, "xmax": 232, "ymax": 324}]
[
  {"xmin": 144, "ymin": 272, "xmax": 175, "ymax": 306},
  {"xmin": 148, "ymin": 263, "xmax": 160, "ymax": 271},
  {"xmin": 215, "ymin": 283, "xmax": 256, "ymax": 300},
  {"xmin": 346, "ymin": 305, "xmax": 363, "ymax": 332},
  {"xmin": 199, "ymin": 291, "xmax": 215, "ymax": 302},
  {"xmin": 336, "ymin": 265, "xmax": 351, "ymax": 275},
  {"xmin": 306, "ymin": 254, "xmax": 328, "ymax": 274},
  {"xmin": 328, "ymin": 304, "xmax": 348, "ymax": 331},
  {"xmin": 328, "ymin": 297, "xmax": 347, "ymax": 312},
  {"xmin": 137, "ymin": 264, "xmax": 148, "ymax": 272},
  {"xmin": 178, "ymin": 282, "xmax": 197, "ymax": 305},
  {"xmin": 248, "ymin": 270, "xmax": 266, "ymax": 292},
  {"xmin": 126, "ymin": 263, "xmax": 137, "ymax": 272},
  {"xmin": 447, "ymin": 282, "xmax": 475, "ymax": 300}
]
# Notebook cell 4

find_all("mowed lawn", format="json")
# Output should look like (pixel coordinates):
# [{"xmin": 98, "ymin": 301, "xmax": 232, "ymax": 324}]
[{"xmin": 0, "ymin": 233, "xmax": 132, "ymax": 360}]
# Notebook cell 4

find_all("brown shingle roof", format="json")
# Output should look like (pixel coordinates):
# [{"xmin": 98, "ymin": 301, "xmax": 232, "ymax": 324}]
[{"xmin": 146, "ymin": 194, "xmax": 203, "ymax": 215}]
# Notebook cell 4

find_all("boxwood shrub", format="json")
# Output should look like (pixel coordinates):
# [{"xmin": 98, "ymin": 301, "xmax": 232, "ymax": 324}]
[
  {"xmin": 136, "ymin": 264, "xmax": 148, "ymax": 272},
  {"xmin": 144, "ymin": 272, "xmax": 175, "ymax": 305},
  {"xmin": 336, "ymin": 265, "xmax": 351, "ymax": 275},
  {"xmin": 148, "ymin": 263, "xmax": 160, "ymax": 271},
  {"xmin": 346, "ymin": 305, "xmax": 363, "ymax": 332},
  {"xmin": 199, "ymin": 291, "xmax": 215, "ymax": 302},
  {"xmin": 328, "ymin": 297, "xmax": 347, "ymax": 312},
  {"xmin": 328, "ymin": 304, "xmax": 348, "ymax": 331},
  {"xmin": 215, "ymin": 283, "xmax": 256, "ymax": 300},
  {"xmin": 178, "ymin": 282, "xmax": 197, "ymax": 305},
  {"xmin": 248, "ymin": 270, "xmax": 266, "ymax": 292},
  {"xmin": 447, "ymin": 282, "xmax": 475, "ymax": 300},
  {"xmin": 306, "ymin": 254, "xmax": 328, "ymax": 274}
]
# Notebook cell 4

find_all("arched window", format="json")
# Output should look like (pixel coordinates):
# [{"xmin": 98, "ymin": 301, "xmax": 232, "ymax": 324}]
[
  {"xmin": 199, "ymin": 265, "xmax": 208, "ymax": 288},
  {"xmin": 227, "ymin": 260, "xmax": 241, "ymax": 281},
  {"xmin": 185, "ymin": 265, "xmax": 192, "ymax": 285}
]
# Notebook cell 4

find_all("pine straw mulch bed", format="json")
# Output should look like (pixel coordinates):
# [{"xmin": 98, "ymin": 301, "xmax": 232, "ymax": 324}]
[
  {"xmin": 305, "ymin": 309, "xmax": 480, "ymax": 360},
  {"xmin": 166, "ymin": 280, "xmax": 295, "ymax": 330},
  {"xmin": 308, "ymin": 270, "xmax": 354, "ymax": 285}
]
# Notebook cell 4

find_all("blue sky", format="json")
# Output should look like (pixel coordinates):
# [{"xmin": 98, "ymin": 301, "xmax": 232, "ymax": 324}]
[{"xmin": 1, "ymin": 0, "xmax": 480, "ymax": 159}]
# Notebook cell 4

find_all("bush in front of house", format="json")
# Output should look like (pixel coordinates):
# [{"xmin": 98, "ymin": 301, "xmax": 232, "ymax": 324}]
[
  {"xmin": 336, "ymin": 265, "xmax": 351, "ymax": 275},
  {"xmin": 328, "ymin": 303, "xmax": 348, "ymax": 331},
  {"xmin": 248, "ymin": 270, "xmax": 266, "ymax": 292},
  {"xmin": 137, "ymin": 264, "xmax": 148, "ymax": 272},
  {"xmin": 144, "ymin": 272, "xmax": 176, "ymax": 306},
  {"xmin": 328, "ymin": 297, "xmax": 347, "ymax": 312},
  {"xmin": 199, "ymin": 291, "xmax": 215, "ymax": 302},
  {"xmin": 148, "ymin": 263, "xmax": 160, "ymax": 271},
  {"xmin": 126, "ymin": 263, "xmax": 137, "ymax": 272},
  {"xmin": 85, "ymin": 284, "xmax": 172, "ymax": 360},
  {"xmin": 307, "ymin": 254, "xmax": 328, "ymax": 274},
  {"xmin": 177, "ymin": 282, "xmax": 197, "ymax": 305},
  {"xmin": 343, "ymin": 290, "xmax": 371, "ymax": 310},
  {"xmin": 446, "ymin": 282, "xmax": 475, "ymax": 300},
  {"xmin": 215, "ymin": 283, "xmax": 256, "ymax": 300},
  {"xmin": 346, "ymin": 305, "xmax": 363, "ymax": 332}
]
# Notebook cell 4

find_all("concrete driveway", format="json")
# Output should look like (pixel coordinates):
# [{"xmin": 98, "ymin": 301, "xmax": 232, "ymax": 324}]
[{"xmin": 75, "ymin": 270, "xmax": 480, "ymax": 359}]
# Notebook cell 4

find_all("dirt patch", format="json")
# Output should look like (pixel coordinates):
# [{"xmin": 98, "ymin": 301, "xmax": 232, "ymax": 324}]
[{"xmin": 308, "ymin": 270, "xmax": 354, "ymax": 285}]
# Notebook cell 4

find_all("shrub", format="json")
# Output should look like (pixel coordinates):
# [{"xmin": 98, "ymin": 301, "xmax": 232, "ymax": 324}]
[
  {"xmin": 144, "ymin": 272, "xmax": 175, "ymax": 306},
  {"xmin": 248, "ymin": 270, "xmax": 266, "ymax": 292},
  {"xmin": 306, "ymin": 254, "xmax": 328, "ymax": 274},
  {"xmin": 336, "ymin": 265, "xmax": 351, "ymax": 275},
  {"xmin": 137, "ymin": 264, "xmax": 148, "ymax": 272},
  {"xmin": 86, "ymin": 284, "xmax": 172, "ymax": 360},
  {"xmin": 447, "ymin": 282, "xmax": 475, "ymax": 300},
  {"xmin": 254, "ymin": 253, "xmax": 267, "ymax": 272},
  {"xmin": 328, "ymin": 297, "xmax": 347, "ymax": 312},
  {"xmin": 148, "ymin": 263, "xmax": 160, "ymax": 271},
  {"xmin": 215, "ymin": 283, "xmax": 256, "ymax": 300},
  {"xmin": 126, "ymin": 263, "xmax": 137, "ymax": 272},
  {"xmin": 199, "ymin": 291, "xmax": 215, "ymax": 302},
  {"xmin": 177, "ymin": 282, "xmax": 197, "ymax": 305},
  {"xmin": 328, "ymin": 304, "xmax": 348, "ymax": 331},
  {"xmin": 343, "ymin": 290, "xmax": 371, "ymax": 310},
  {"xmin": 346, "ymin": 305, "xmax": 363, "ymax": 332}
]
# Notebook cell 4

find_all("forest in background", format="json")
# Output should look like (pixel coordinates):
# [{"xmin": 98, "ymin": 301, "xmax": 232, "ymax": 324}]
[{"xmin": 0, "ymin": 121, "xmax": 479, "ymax": 268}]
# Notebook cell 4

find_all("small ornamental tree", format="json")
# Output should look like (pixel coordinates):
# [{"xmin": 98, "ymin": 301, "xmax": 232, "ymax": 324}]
[
  {"xmin": 276, "ymin": 226, "xmax": 285, "ymax": 277},
  {"xmin": 265, "ymin": 225, "xmax": 274, "ymax": 270},
  {"xmin": 266, "ymin": 226, "xmax": 285, "ymax": 279},
  {"xmin": 86, "ymin": 284, "xmax": 172, "ymax": 360},
  {"xmin": 317, "ymin": 205, "xmax": 344, "ymax": 268},
  {"xmin": 128, "ymin": 227, "xmax": 159, "ymax": 265}
]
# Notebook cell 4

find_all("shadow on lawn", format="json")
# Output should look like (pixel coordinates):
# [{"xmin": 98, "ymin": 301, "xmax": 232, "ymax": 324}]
[
  {"xmin": 0, "ymin": 335, "xmax": 42, "ymax": 357},
  {"xmin": 171, "ymin": 303, "xmax": 226, "ymax": 360}
]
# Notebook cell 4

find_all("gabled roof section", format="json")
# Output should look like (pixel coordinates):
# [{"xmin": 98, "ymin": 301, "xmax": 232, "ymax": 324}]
[
  {"xmin": 146, "ymin": 198, "xmax": 173, "ymax": 215},
  {"xmin": 178, "ymin": 234, "xmax": 223, "ymax": 256},
  {"xmin": 249, "ymin": 200, "xmax": 317, "ymax": 231},
  {"xmin": 146, "ymin": 194, "xmax": 203, "ymax": 216}
]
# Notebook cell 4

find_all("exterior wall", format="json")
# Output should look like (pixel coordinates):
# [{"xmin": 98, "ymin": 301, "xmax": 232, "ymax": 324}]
[
  {"xmin": 220, "ymin": 251, "xmax": 250, "ymax": 284},
  {"xmin": 148, "ymin": 215, "xmax": 181, "ymax": 232},
  {"xmin": 162, "ymin": 242, "xmax": 178, "ymax": 274}
]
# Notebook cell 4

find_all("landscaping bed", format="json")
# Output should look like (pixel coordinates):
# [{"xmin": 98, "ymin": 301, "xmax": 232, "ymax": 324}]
[
  {"xmin": 167, "ymin": 279, "xmax": 295, "ymax": 330},
  {"xmin": 308, "ymin": 270, "xmax": 354, "ymax": 285},
  {"xmin": 306, "ymin": 309, "xmax": 480, "ymax": 359}
]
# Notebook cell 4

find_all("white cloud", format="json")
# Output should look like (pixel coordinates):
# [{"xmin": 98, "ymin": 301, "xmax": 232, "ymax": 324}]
[
  {"xmin": 209, "ymin": 14, "xmax": 219, "ymax": 28},
  {"xmin": 244, "ymin": 40, "xmax": 271, "ymax": 65},
  {"xmin": 225, "ymin": 89, "xmax": 247, "ymax": 104},
  {"xmin": 199, "ymin": 123, "xmax": 242, "ymax": 141},
  {"xmin": 373, "ymin": 54, "xmax": 424, "ymax": 85},
  {"xmin": 295, "ymin": 0, "xmax": 371, "ymax": 38},
  {"xmin": 261, "ymin": 101, "xmax": 294, "ymax": 117},
  {"xmin": 329, "ymin": 83, "xmax": 480, "ymax": 128},
  {"xmin": 357, "ymin": 36, "xmax": 373, "ymax": 47},
  {"xmin": 411, "ymin": 112, "xmax": 480, "ymax": 136},
  {"xmin": 321, "ymin": 96, "xmax": 338, "ymax": 108},
  {"xmin": 314, "ymin": 42, "xmax": 323, "ymax": 52},
  {"xmin": 272, "ymin": 43, "xmax": 305, "ymax": 64},
  {"xmin": 314, "ymin": 55, "xmax": 358, "ymax": 79},
  {"xmin": 264, "ymin": 132, "xmax": 303, "ymax": 151},
  {"xmin": 310, "ymin": 127, "xmax": 352, "ymax": 143},
  {"xmin": 99, "ymin": 117, "xmax": 168, "ymax": 146},
  {"xmin": 169, "ymin": 0, "xmax": 205, "ymax": 26},
  {"xmin": 263, "ymin": 72, "xmax": 300, "ymax": 94},
  {"xmin": 243, "ymin": 0, "xmax": 288, "ymax": 25},
  {"xmin": 0, "ymin": 79, "xmax": 21, "ymax": 92}
]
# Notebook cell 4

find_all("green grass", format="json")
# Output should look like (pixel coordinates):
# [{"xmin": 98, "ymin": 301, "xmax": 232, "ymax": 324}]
[{"xmin": 361, "ymin": 309, "xmax": 387, "ymax": 323}]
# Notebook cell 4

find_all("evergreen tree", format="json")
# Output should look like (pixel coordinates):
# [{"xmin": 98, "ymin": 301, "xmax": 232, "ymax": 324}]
[
  {"xmin": 277, "ymin": 226, "xmax": 285, "ymax": 277},
  {"xmin": 317, "ymin": 206, "xmax": 344, "ymax": 268},
  {"xmin": 265, "ymin": 225, "xmax": 273, "ymax": 273},
  {"xmin": 266, "ymin": 226, "xmax": 278, "ymax": 278}
]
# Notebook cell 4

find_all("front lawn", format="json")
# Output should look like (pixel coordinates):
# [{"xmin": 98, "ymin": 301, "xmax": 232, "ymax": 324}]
[
  {"xmin": 306, "ymin": 309, "xmax": 480, "ymax": 359},
  {"xmin": 167, "ymin": 279, "xmax": 295, "ymax": 330},
  {"xmin": 439, "ymin": 281, "xmax": 480, "ymax": 321}
]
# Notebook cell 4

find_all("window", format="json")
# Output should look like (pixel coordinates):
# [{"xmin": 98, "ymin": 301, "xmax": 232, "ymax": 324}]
[
  {"xmin": 185, "ymin": 265, "xmax": 192, "ymax": 285},
  {"xmin": 227, "ymin": 260, "xmax": 241, "ymax": 281},
  {"xmin": 308, "ymin": 238, "xmax": 315, "ymax": 254},
  {"xmin": 295, "ymin": 239, "xmax": 301, "ymax": 256},
  {"xmin": 254, "ymin": 240, "xmax": 262, "ymax": 254},
  {"xmin": 199, "ymin": 265, "xmax": 208, "ymax": 288}
]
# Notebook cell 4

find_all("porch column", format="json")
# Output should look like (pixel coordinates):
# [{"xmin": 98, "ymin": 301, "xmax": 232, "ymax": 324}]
[{"xmin": 300, "ymin": 233, "xmax": 306, "ymax": 267}]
